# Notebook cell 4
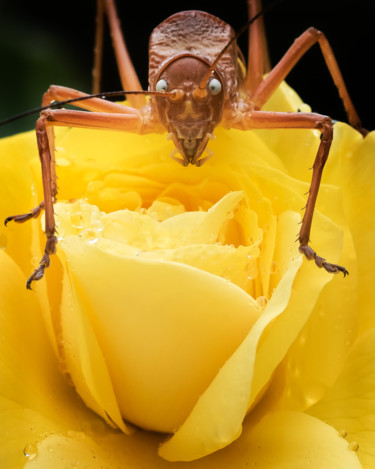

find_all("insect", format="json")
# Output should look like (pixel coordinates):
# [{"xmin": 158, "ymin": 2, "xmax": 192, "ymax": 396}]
[{"xmin": 4, "ymin": 0, "xmax": 366, "ymax": 289}]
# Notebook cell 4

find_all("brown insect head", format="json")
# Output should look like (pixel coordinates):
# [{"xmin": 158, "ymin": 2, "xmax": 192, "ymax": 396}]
[{"xmin": 153, "ymin": 54, "xmax": 224, "ymax": 166}]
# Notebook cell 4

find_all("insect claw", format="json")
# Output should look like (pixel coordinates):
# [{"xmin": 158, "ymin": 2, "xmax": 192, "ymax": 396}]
[
  {"xmin": 299, "ymin": 244, "xmax": 348, "ymax": 276},
  {"xmin": 322, "ymin": 261, "xmax": 349, "ymax": 277},
  {"xmin": 26, "ymin": 265, "xmax": 45, "ymax": 290}
]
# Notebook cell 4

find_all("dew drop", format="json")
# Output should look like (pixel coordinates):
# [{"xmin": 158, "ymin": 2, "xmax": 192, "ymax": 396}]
[
  {"xmin": 256, "ymin": 296, "xmax": 268, "ymax": 308},
  {"xmin": 348, "ymin": 441, "xmax": 359, "ymax": 452},
  {"xmin": 338, "ymin": 429, "xmax": 348, "ymax": 438},
  {"xmin": 23, "ymin": 443, "xmax": 38, "ymax": 460},
  {"xmin": 70, "ymin": 211, "xmax": 84, "ymax": 229}
]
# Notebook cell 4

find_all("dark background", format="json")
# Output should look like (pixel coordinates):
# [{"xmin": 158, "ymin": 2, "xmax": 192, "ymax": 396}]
[{"xmin": 0, "ymin": 0, "xmax": 374, "ymax": 137}]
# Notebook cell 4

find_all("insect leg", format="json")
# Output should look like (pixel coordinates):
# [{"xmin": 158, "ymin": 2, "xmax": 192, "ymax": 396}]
[
  {"xmin": 232, "ymin": 109, "xmax": 348, "ymax": 275},
  {"xmin": 26, "ymin": 115, "xmax": 58, "ymax": 289},
  {"xmin": 249, "ymin": 27, "xmax": 364, "ymax": 133},
  {"xmin": 101, "ymin": 0, "xmax": 146, "ymax": 108},
  {"xmin": 5, "ymin": 86, "xmax": 142, "ymax": 227},
  {"xmin": 25, "ymin": 107, "xmax": 155, "ymax": 288},
  {"xmin": 93, "ymin": 0, "xmax": 105, "ymax": 94},
  {"xmin": 41, "ymin": 85, "xmax": 142, "ymax": 115},
  {"xmin": 246, "ymin": 0, "xmax": 270, "ymax": 93}
]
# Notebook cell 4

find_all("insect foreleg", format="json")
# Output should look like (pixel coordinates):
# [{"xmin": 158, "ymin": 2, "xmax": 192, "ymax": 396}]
[
  {"xmin": 41, "ymin": 85, "xmax": 140, "ymax": 115},
  {"xmin": 5, "ymin": 86, "xmax": 143, "ymax": 225},
  {"xmin": 249, "ymin": 27, "xmax": 364, "ymax": 134},
  {"xmin": 230, "ymin": 109, "xmax": 348, "ymax": 275},
  {"xmin": 18, "ymin": 106, "xmax": 160, "ymax": 288},
  {"xmin": 26, "ymin": 115, "xmax": 59, "ymax": 289}
]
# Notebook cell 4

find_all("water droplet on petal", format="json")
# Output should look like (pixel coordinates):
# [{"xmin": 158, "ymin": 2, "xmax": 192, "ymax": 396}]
[
  {"xmin": 70, "ymin": 212, "xmax": 83, "ymax": 229},
  {"xmin": 348, "ymin": 441, "xmax": 359, "ymax": 452},
  {"xmin": 256, "ymin": 296, "xmax": 268, "ymax": 308},
  {"xmin": 23, "ymin": 443, "xmax": 38, "ymax": 460},
  {"xmin": 338, "ymin": 429, "xmax": 347, "ymax": 438}
]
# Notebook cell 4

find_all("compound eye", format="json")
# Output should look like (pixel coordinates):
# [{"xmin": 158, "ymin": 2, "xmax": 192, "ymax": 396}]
[
  {"xmin": 156, "ymin": 78, "xmax": 168, "ymax": 92},
  {"xmin": 208, "ymin": 78, "xmax": 222, "ymax": 95}
]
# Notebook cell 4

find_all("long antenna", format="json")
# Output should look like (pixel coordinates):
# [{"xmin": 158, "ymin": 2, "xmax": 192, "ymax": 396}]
[{"xmin": 0, "ymin": 89, "xmax": 177, "ymax": 127}]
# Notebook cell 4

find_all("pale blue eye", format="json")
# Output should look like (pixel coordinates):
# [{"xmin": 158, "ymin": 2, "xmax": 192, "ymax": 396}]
[
  {"xmin": 208, "ymin": 78, "xmax": 222, "ymax": 95},
  {"xmin": 156, "ymin": 79, "xmax": 168, "ymax": 92}
]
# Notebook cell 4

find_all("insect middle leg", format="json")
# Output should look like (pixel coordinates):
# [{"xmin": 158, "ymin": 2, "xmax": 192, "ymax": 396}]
[{"xmin": 233, "ymin": 109, "xmax": 348, "ymax": 275}]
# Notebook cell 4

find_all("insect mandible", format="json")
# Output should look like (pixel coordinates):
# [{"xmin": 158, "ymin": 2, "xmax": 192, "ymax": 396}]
[{"xmin": 4, "ymin": 0, "xmax": 366, "ymax": 289}]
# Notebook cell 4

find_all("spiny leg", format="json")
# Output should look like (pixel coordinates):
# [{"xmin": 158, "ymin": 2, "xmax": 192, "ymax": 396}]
[
  {"xmin": 101, "ymin": 0, "xmax": 146, "ymax": 108},
  {"xmin": 231, "ymin": 109, "xmax": 348, "ymax": 275},
  {"xmin": 297, "ymin": 118, "xmax": 348, "ymax": 276},
  {"xmin": 19, "ymin": 105, "xmax": 153, "ymax": 289},
  {"xmin": 249, "ymin": 26, "xmax": 365, "ymax": 134},
  {"xmin": 4, "ymin": 85, "xmax": 139, "ymax": 229},
  {"xmin": 246, "ymin": 0, "xmax": 271, "ymax": 93},
  {"xmin": 93, "ymin": 0, "xmax": 105, "ymax": 94},
  {"xmin": 27, "ymin": 116, "xmax": 58, "ymax": 290}
]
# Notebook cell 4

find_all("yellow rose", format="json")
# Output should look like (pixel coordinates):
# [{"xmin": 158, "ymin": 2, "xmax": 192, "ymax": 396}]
[{"xmin": 1, "ymin": 83, "xmax": 374, "ymax": 468}]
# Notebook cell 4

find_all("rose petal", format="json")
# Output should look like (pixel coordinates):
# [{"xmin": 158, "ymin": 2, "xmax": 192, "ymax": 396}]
[
  {"xmin": 341, "ymin": 130, "xmax": 375, "ymax": 333},
  {"xmin": 159, "ymin": 253, "xmax": 300, "ymax": 460},
  {"xmin": 21, "ymin": 412, "xmax": 361, "ymax": 469},
  {"xmin": 0, "ymin": 250, "xmax": 108, "ymax": 466},
  {"xmin": 60, "ymin": 265, "xmax": 132, "ymax": 433},
  {"xmin": 100, "ymin": 191, "xmax": 245, "ymax": 248},
  {"xmin": 0, "ymin": 132, "xmax": 40, "ymax": 277},
  {"xmin": 268, "ymin": 233, "xmax": 358, "ymax": 412},
  {"xmin": 58, "ymin": 236, "xmax": 261, "ymax": 433},
  {"xmin": 308, "ymin": 327, "xmax": 375, "ymax": 469},
  {"xmin": 160, "ymin": 202, "xmax": 343, "ymax": 460}
]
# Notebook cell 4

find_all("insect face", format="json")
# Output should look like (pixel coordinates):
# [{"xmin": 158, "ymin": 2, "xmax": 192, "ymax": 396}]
[{"xmin": 153, "ymin": 56, "xmax": 224, "ymax": 166}]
